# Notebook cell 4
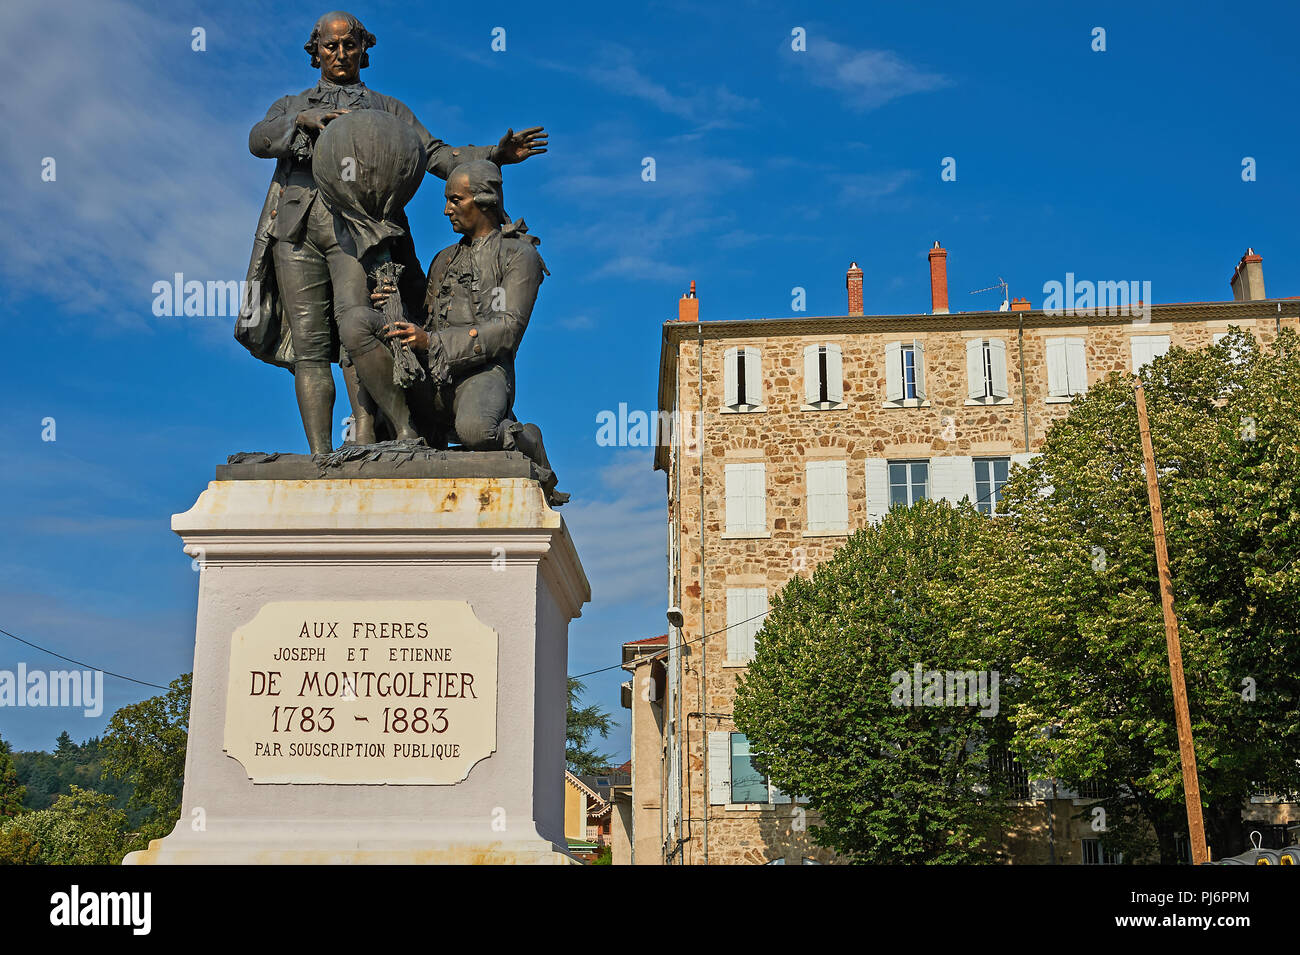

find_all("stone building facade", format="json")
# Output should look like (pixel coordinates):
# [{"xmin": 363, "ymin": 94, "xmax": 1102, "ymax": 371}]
[{"xmin": 634, "ymin": 245, "xmax": 1300, "ymax": 865}]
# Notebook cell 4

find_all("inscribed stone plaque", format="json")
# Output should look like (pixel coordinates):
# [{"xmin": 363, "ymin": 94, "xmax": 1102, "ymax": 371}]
[{"xmin": 223, "ymin": 600, "xmax": 498, "ymax": 784}]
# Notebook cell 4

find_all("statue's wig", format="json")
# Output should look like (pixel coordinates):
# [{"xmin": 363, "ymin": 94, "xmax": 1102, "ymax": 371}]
[
  {"xmin": 305, "ymin": 11, "xmax": 376, "ymax": 69},
  {"xmin": 449, "ymin": 160, "xmax": 509, "ymax": 226}
]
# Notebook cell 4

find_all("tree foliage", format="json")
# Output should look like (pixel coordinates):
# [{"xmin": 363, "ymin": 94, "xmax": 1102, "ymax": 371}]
[
  {"xmin": 0, "ymin": 734, "xmax": 24, "ymax": 820},
  {"xmin": 970, "ymin": 328, "xmax": 1300, "ymax": 860},
  {"xmin": 0, "ymin": 786, "xmax": 129, "ymax": 865},
  {"xmin": 566, "ymin": 677, "xmax": 615, "ymax": 775},
  {"xmin": 735, "ymin": 499, "xmax": 1017, "ymax": 863},
  {"xmin": 100, "ymin": 673, "xmax": 191, "ymax": 844}
]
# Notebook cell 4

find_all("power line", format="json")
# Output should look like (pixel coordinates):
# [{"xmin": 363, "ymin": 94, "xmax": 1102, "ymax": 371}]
[{"xmin": 0, "ymin": 626, "xmax": 171, "ymax": 691}]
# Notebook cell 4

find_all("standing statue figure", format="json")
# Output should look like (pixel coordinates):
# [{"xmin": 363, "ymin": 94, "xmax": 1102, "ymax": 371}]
[
  {"xmin": 235, "ymin": 10, "xmax": 547, "ymax": 454},
  {"xmin": 342, "ymin": 160, "xmax": 566, "ymax": 504}
]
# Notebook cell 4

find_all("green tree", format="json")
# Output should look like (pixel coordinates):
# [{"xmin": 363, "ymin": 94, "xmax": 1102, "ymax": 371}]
[
  {"xmin": 972, "ymin": 328, "xmax": 1300, "ymax": 861},
  {"xmin": 0, "ymin": 786, "xmax": 129, "ymax": 865},
  {"xmin": 53, "ymin": 731, "xmax": 76, "ymax": 759},
  {"xmin": 566, "ymin": 677, "xmax": 614, "ymax": 775},
  {"xmin": 100, "ymin": 673, "xmax": 191, "ymax": 846},
  {"xmin": 735, "ymin": 499, "xmax": 1017, "ymax": 863},
  {"xmin": 0, "ymin": 734, "xmax": 24, "ymax": 819}
]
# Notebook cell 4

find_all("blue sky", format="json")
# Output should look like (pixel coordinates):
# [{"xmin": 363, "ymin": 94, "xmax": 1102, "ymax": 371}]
[{"xmin": 2, "ymin": 0, "xmax": 1298, "ymax": 755}]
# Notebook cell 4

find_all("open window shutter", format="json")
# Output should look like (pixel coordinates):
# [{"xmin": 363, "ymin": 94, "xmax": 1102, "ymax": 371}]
[
  {"xmin": 913, "ymin": 340, "xmax": 927, "ymax": 399},
  {"xmin": 931, "ymin": 456, "xmax": 974, "ymax": 504},
  {"xmin": 746, "ymin": 589, "xmax": 769, "ymax": 659},
  {"xmin": 723, "ymin": 347, "xmax": 739, "ymax": 406},
  {"xmin": 745, "ymin": 464, "xmax": 766, "ymax": 533},
  {"xmin": 885, "ymin": 342, "xmax": 903, "ymax": 401},
  {"xmin": 724, "ymin": 465, "xmax": 745, "ymax": 533},
  {"xmin": 989, "ymin": 339, "xmax": 1008, "ymax": 398},
  {"xmin": 708, "ymin": 731, "xmax": 732, "ymax": 804},
  {"xmin": 803, "ymin": 345, "xmax": 820, "ymax": 405},
  {"xmin": 865, "ymin": 458, "xmax": 889, "ymax": 523},
  {"xmin": 1066, "ymin": 338, "xmax": 1087, "ymax": 394},
  {"xmin": 770, "ymin": 782, "xmax": 792, "ymax": 805},
  {"xmin": 726, "ymin": 589, "xmax": 745, "ymax": 662},
  {"xmin": 966, "ymin": 338, "xmax": 985, "ymax": 399},
  {"xmin": 826, "ymin": 344, "xmax": 843, "ymax": 403},
  {"xmin": 1045, "ymin": 338, "xmax": 1067, "ymax": 396},
  {"xmin": 829, "ymin": 460, "xmax": 848, "ymax": 530},
  {"xmin": 807, "ymin": 462, "xmax": 827, "ymax": 531},
  {"xmin": 744, "ymin": 348, "xmax": 762, "ymax": 406}
]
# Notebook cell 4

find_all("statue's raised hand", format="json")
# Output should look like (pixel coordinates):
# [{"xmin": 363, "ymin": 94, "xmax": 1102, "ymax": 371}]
[{"xmin": 493, "ymin": 126, "xmax": 548, "ymax": 165}]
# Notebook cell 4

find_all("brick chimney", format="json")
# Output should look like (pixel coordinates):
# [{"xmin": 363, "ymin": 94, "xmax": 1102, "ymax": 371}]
[
  {"xmin": 1230, "ymin": 248, "xmax": 1265, "ymax": 301},
  {"xmin": 678, "ymin": 280, "xmax": 698, "ymax": 321},
  {"xmin": 846, "ymin": 262, "xmax": 864, "ymax": 316},
  {"xmin": 1010, "ymin": 297, "xmax": 1031, "ymax": 311},
  {"xmin": 928, "ymin": 241, "xmax": 949, "ymax": 314}
]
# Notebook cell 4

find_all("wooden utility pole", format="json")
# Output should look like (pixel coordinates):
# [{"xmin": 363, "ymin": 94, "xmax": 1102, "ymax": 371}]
[{"xmin": 1134, "ymin": 379, "xmax": 1209, "ymax": 864}]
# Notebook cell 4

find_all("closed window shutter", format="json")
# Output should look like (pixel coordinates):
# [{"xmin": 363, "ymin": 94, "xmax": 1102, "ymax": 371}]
[
  {"xmin": 913, "ymin": 340, "xmax": 927, "ymax": 399},
  {"xmin": 966, "ymin": 338, "xmax": 985, "ymax": 399},
  {"xmin": 885, "ymin": 342, "xmax": 903, "ymax": 401},
  {"xmin": 1066, "ymin": 338, "xmax": 1087, "ymax": 394},
  {"xmin": 865, "ymin": 458, "xmax": 889, "ymax": 523},
  {"xmin": 708, "ymin": 731, "xmax": 731, "ymax": 804},
  {"xmin": 803, "ymin": 345, "xmax": 820, "ymax": 405},
  {"xmin": 745, "ymin": 464, "xmax": 766, "ymax": 533},
  {"xmin": 746, "ymin": 589, "xmax": 769, "ymax": 659},
  {"xmin": 807, "ymin": 461, "xmax": 827, "ymax": 531},
  {"xmin": 744, "ymin": 348, "xmax": 763, "ymax": 406},
  {"xmin": 1130, "ymin": 337, "xmax": 1150, "ymax": 373},
  {"xmin": 723, "ymin": 347, "xmax": 739, "ymax": 406},
  {"xmin": 989, "ymin": 339, "xmax": 1009, "ymax": 398},
  {"xmin": 826, "ymin": 344, "xmax": 843, "ymax": 403},
  {"xmin": 724, "ymin": 464, "xmax": 744, "ymax": 533},
  {"xmin": 726, "ymin": 589, "xmax": 746, "ymax": 662},
  {"xmin": 1151, "ymin": 335, "xmax": 1170, "ymax": 361},
  {"xmin": 1046, "ymin": 338, "xmax": 1066, "ymax": 396}
]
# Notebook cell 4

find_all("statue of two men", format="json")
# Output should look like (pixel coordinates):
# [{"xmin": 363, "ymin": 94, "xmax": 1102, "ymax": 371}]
[{"xmin": 236, "ymin": 9, "xmax": 554, "ymax": 491}]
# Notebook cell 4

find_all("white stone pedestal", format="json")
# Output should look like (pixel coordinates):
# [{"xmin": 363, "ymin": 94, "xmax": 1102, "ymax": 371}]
[{"xmin": 124, "ymin": 476, "xmax": 589, "ymax": 865}]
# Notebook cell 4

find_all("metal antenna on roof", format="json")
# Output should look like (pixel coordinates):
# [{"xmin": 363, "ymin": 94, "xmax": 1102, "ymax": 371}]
[{"xmin": 971, "ymin": 278, "xmax": 1010, "ymax": 311}]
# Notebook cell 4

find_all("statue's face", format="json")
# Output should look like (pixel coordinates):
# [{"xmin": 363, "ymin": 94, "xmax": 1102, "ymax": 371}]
[
  {"xmin": 317, "ymin": 18, "xmax": 363, "ymax": 83},
  {"xmin": 444, "ymin": 174, "xmax": 490, "ymax": 236}
]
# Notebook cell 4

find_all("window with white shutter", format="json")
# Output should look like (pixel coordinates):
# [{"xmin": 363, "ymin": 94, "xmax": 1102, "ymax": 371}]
[
  {"xmin": 806, "ymin": 460, "xmax": 848, "ymax": 532},
  {"xmin": 973, "ymin": 457, "xmax": 1011, "ymax": 516},
  {"xmin": 708, "ymin": 731, "xmax": 731, "ymax": 805},
  {"xmin": 802, "ymin": 344, "xmax": 843, "ymax": 408},
  {"xmin": 885, "ymin": 341, "xmax": 926, "ymax": 403},
  {"xmin": 724, "ymin": 463, "xmax": 766, "ymax": 535},
  {"xmin": 723, "ymin": 346, "xmax": 764, "ymax": 411},
  {"xmin": 1130, "ymin": 335, "xmax": 1170, "ymax": 373},
  {"xmin": 888, "ymin": 460, "xmax": 929, "ymax": 507},
  {"xmin": 1046, "ymin": 337, "xmax": 1088, "ymax": 397},
  {"xmin": 865, "ymin": 458, "xmax": 889, "ymax": 524},
  {"xmin": 726, "ymin": 587, "xmax": 768, "ymax": 663}
]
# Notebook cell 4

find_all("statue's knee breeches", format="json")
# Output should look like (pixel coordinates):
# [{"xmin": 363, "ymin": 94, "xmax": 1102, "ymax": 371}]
[
  {"xmin": 337, "ymin": 304, "xmax": 388, "ymax": 357},
  {"xmin": 450, "ymin": 362, "xmax": 514, "ymax": 451}
]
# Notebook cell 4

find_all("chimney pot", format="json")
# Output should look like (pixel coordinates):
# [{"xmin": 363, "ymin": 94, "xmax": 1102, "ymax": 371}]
[
  {"xmin": 846, "ymin": 261, "xmax": 864, "ymax": 316},
  {"xmin": 1010, "ymin": 297, "xmax": 1031, "ymax": 311},
  {"xmin": 928, "ymin": 242, "xmax": 949, "ymax": 314}
]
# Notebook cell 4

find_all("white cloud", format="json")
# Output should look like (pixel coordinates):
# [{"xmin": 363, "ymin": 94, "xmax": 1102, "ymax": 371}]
[
  {"xmin": 791, "ymin": 40, "xmax": 950, "ymax": 110},
  {"xmin": 1, "ymin": 0, "xmax": 261, "ymax": 326}
]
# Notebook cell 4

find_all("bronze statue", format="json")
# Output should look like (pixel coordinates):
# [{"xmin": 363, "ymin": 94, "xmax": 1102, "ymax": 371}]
[
  {"xmin": 236, "ymin": 10, "xmax": 547, "ymax": 454},
  {"xmin": 344, "ymin": 161, "xmax": 566, "ymax": 504}
]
